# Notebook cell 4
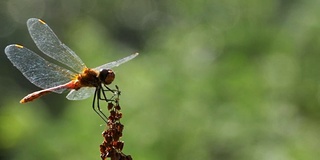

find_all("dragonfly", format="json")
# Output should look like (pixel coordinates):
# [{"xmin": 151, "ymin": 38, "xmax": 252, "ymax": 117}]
[{"xmin": 4, "ymin": 18, "xmax": 138, "ymax": 122}]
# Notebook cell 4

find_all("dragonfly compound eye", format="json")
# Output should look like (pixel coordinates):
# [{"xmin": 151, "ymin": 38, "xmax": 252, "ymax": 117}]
[{"xmin": 99, "ymin": 69, "xmax": 115, "ymax": 85}]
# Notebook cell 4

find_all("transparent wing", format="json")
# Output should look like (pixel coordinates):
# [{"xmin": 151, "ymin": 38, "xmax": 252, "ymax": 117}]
[
  {"xmin": 66, "ymin": 87, "xmax": 95, "ymax": 100},
  {"xmin": 27, "ymin": 18, "xmax": 86, "ymax": 73},
  {"xmin": 5, "ymin": 44, "xmax": 75, "ymax": 93},
  {"xmin": 94, "ymin": 53, "xmax": 139, "ymax": 71},
  {"xmin": 67, "ymin": 53, "xmax": 139, "ymax": 100}
]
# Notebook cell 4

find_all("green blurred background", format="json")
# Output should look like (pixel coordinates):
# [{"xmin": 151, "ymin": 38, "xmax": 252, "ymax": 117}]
[{"xmin": 1, "ymin": 0, "xmax": 320, "ymax": 159}]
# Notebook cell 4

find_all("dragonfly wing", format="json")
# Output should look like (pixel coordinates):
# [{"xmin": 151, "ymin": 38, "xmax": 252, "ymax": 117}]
[
  {"xmin": 5, "ymin": 44, "xmax": 75, "ymax": 93},
  {"xmin": 94, "ymin": 53, "xmax": 139, "ymax": 71},
  {"xmin": 27, "ymin": 18, "xmax": 86, "ymax": 73},
  {"xmin": 66, "ymin": 87, "xmax": 95, "ymax": 100}
]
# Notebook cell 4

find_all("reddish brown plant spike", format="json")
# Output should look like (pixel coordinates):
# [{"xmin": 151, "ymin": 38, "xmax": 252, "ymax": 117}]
[
  {"xmin": 117, "ymin": 141, "xmax": 124, "ymax": 151},
  {"xmin": 117, "ymin": 126, "xmax": 123, "ymax": 133},
  {"xmin": 114, "ymin": 115, "xmax": 120, "ymax": 121},
  {"xmin": 108, "ymin": 103, "xmax": 114, "ymax": 110},
  {"xmin": 101, "ymin": 154, "xmax": 106, "ymax": 160},
  {"xmin": 102, "ymin": 131, "xmax": 108, "ymax": 137},
  {"xmin": 115, "ymin": 104, "xmax": 121, "ymax": 110},
  {"xmin": 115, "ymin": 123, "xmax": 124, "ymax": 132},
  {"xmin": 114, "ymin": 134, "xmax": 121, "ymax": 141},
  {"xmin": 105, "ymin": 135, "xmax": 112, "ymax": 143},
  {"xmin": 100, "ymin": 144, "xmax": 106, "ymax": 152},
  {"xmin": 100, "ymin": 144, "xmax": 107, "ymax": 160},
  {"xmin": 112, "ymin": 141, "xmax": 118, "ymax": 146},
  {"xmin": 117, "ymin": 112, "xmax": 123, "ymax": 119},
  {"xmin": 108, "ymin": 116, "xmax": 115, "ymax": 122},
  {"xmin": 107, "ymin": 119, "xmax": 113, "ymax": 125},
  {"xmin": 109, "ymin": 150, "xmax": 117, "ymax": 159},
  {"xmin": 100, "ymin": 85, "xmax": 132, "ymax": 160},
  {"xmin": 110, "ymin": 110, "xmax": 116, "ymax": 117}
]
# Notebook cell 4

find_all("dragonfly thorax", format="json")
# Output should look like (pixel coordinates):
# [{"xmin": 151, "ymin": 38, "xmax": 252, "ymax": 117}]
[{"xmin": 76, "ymin": 68, "xmax": 101, "ymax": 87}]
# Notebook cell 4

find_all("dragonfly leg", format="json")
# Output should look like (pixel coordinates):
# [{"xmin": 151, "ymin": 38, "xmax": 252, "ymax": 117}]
[
  {"xmin": 97, "ymin": 86, "xmax": 110, "ymax": 120},
  {"xmin": 100, "ymin": 85, "xmax": 121, "ymax": 101},
  {"xmin": 92, "ymin": 85, "xmax": 121, "ymax": 123},
  {"xmin": 92, "ymin": 87, "xmax": 108, "ymax": 123}
]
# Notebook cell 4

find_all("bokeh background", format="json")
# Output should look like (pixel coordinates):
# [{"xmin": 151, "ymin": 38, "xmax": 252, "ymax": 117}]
[{"xmin": 1, "ymin": 0, "xmax": 320, "ymax": 159}]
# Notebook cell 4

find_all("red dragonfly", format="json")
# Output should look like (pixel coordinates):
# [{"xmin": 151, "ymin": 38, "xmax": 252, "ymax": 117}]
[{"xmin": 5, "ymin": 18, "xmax": 138, "ymax": 122}]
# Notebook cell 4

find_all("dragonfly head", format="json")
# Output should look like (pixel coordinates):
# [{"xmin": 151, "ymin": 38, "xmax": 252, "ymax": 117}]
[{"xmin": 99, "ymin": 69, "xmax": 115, "ymax": 85}]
